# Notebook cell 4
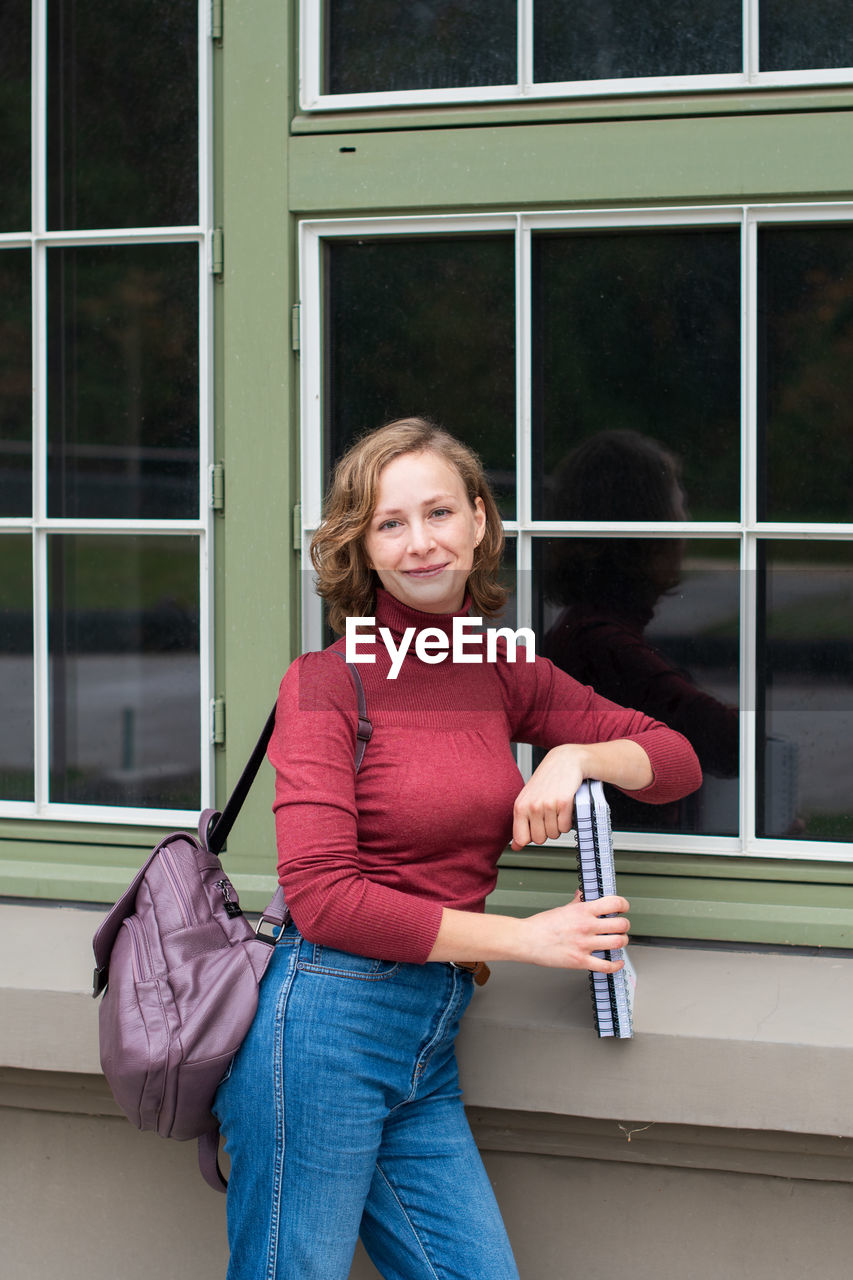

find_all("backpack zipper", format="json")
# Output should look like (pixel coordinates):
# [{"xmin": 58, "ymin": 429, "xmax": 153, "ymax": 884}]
[
  {"xmin": 126, "ymin": 916, "xmax": 150, "ymax": 982},
  {"xmin": 159, "ymin": 847, "xmax": 193, "ymax": 927},
  {"xmin": 214, "ymin": 877, "xmax": 243, "ymax": 918}
]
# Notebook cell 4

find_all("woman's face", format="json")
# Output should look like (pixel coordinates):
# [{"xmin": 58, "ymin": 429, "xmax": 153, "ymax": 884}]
[{"xmin": 363, "ymin": 450, "xmax": 486, "ymax": 615}]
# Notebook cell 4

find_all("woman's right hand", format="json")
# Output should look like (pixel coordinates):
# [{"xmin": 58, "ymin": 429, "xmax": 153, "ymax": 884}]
[
  {"xmin": 426, "ymin": 893, "xmax": 630, "ymax": 972},
  {"xmin": 517, "ymin": 889, "xmax": 630, "ymax": 971}
]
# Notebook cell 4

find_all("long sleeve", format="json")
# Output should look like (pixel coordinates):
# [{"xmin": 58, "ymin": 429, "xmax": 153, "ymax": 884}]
[{"xmin": 496, "ymin": 650, "xmax": 703, "ymax": 805}]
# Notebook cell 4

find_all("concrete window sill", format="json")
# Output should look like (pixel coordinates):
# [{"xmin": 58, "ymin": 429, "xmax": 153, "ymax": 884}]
[{"xmin": 2, "ymin": 902, "xmax": 852, "ymax": 1143}]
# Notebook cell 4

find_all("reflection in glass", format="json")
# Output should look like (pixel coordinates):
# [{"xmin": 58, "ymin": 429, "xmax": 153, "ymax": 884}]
[
  {"xmin": 0, "ymin": 536, "xmax": 34, "ymax": 801},
  {"xmin": 326, "ymin": 237, "xmax": 516, "ymax": 516},
  {"xmin": 47, "ymin": 244, "xmax": 199, "ymax": 519},
  {"xmin": 533, "ymin": 229, "xmax": 740, "ymax": 521},
  {"xmin": 0, "ymin": 0, "xmax": 30, "ymax": 229},
  {"xmin": 48, "ymin": 535, "xmax": 200, "ymax": 809},
  {"xmin": 759, "ymin": 225, "xmax": 853, "ymax": 523},
  {"xmin": 760, "ymin": 0, "xmax": 853, "ymax": 71},
  {"xmin": 759, "ymin": 543, "xmax": 853, "ymax": 841},
  {"xmin": 536, "ymin": 529, "xmax": 740, "ymax": 836},
  {"xmin": 535, "ymin": 0, "xmax": 740, "ymax": 82},
  {"xmin": 0, "ymin": 251, "xmax": 31, "ymax": 515},
  {"xmin": 47, "ymin": 0, "xmax": 197, "ymax": 230},
  {"xmin": 325, "ymin": 0, "xmax": 516, "ymax": 93}
]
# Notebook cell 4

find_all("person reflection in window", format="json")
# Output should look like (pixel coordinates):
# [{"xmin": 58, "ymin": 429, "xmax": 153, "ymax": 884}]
[{"xmin": 542, "ymin": 430, "xmax": 738, "ymax": 832}]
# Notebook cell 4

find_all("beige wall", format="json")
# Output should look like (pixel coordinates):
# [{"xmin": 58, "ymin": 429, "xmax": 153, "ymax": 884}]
[
  {"xmin": 4, "ymin": 1083, "xmax": 853, "ymax": 1280},
  {"xmin": 3, "ymin": 904, "xmax": 853, "ymax": 1280}
]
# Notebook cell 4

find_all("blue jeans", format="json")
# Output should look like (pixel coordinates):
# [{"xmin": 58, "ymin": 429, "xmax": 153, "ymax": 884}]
[{"xmin": 213, "ymin": 928, "xmax": 519, "ymax": 1280}]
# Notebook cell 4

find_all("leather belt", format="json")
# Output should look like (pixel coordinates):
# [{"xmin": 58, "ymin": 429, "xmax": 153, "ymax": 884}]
[{"xmin": 449, "ymin": 960, "xmax": 491, "ymax": 986}]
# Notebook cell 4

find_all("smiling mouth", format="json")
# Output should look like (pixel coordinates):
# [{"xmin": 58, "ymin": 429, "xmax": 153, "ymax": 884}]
[{"xmin": 404, "ymin": 564, "xmax": 448, "ymax": 578}]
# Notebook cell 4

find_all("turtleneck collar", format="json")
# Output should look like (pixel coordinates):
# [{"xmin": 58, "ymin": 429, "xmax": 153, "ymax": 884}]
[{"xmin": 374, "ymin": 587, "xmax": 472, "ymax": 641}]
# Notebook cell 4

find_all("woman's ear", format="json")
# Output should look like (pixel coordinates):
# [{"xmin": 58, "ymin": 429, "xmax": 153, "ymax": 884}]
[{"xmin": 473, "ymin": 495, "xmax": 487, "ymax": 545}]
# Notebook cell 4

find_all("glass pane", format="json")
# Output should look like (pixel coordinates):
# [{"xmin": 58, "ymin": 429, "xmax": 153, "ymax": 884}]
[
  {"xmin": 759, "ymin": 225, "xmax": 853, "ymax": 523},
  {"xmin": 47, "ymin": 0, "xmax": 197, "ymax": 229},
  {"xmin": 325, "ymin": 236, "xmax": 517, "ymax": 516},
  {"xmin": 47, "ymin": 244, "xmax": 199, "ymax": 519},
  {"xmin": 535, "ymin": 0, "xmax": 741, "ymax": 82},
  {"xmin": 759, "ymin": 542, "xmax": 853, "ymax": 842},
  {"xmin": 0, "ymin": 0, "xmax": 30, "ymax": 229},
  {"xmin": 325, "ymin": 0, "xmax": 516, "ymax": 94},
  {"xmin": 48, "ymin": 535, "xmax": 200, "ymax": 809},
  {"xmin": 533, "ymin": 229, "xmax": 741, "ymax": 522},
  {"xmin": 761, "ymin": 0, "xmax": 853, "ymax": 71},
  {"xmin": 0, "ymin": 250, "xmax": 31, "ymax": 515},
  {"xmin": 535, "ymin": 537, "xmax": 740, "ymax": 836},
  {"xmin": 0, "ymin": 536, "xmax": 33, "ymax": 801}
]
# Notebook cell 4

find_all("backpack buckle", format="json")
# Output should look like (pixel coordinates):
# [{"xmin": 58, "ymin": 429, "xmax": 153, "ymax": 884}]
[{"xmin": 255, "ymin": 911, "xmax": 291, "ymax": 945}]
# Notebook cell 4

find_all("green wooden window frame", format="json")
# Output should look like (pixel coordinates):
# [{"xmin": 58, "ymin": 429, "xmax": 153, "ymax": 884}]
[{"xmin": 3, "ymin": 1, "xmax": 852, "ymax": 950}]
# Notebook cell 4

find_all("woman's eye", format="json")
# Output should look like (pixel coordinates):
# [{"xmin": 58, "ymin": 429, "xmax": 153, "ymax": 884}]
[
  {"xmin": 430, "ymin": 507, "xmax": 451, "ymax": 519},
  {"xmin": 378, "ymin": 519, "xmax": 400, "ymax": 531}
]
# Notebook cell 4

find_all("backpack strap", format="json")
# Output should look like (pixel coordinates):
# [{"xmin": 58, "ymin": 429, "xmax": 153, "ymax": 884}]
[
  {"xmin": 339, "ymin": 653, "xmax": 373, "ymax": 771},
  {"xmin": 198, "ymin": 1129, "xmax": 229, "ymax": 1193},
  {"xmin": 205, "ymin": 706, "xmax": 277, "ymax": 855},
  {"xmin": 206, "ymin": 653, "xmax": 371, "ymax": 855}
]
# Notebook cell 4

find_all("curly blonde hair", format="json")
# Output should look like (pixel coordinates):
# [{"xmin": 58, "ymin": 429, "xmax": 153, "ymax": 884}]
[{"xmin": 311, "ymin": 418, "xmax": 506, "ymax": 634}]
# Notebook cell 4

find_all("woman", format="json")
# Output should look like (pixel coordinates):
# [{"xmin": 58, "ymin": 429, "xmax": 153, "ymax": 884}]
[{"xmin": 214, "ymin": 418, "xmax": 701, "ymax": 1280}]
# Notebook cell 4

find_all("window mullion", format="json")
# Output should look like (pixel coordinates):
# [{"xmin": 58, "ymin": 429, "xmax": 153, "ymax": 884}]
[
  {"xmin": 32, "ymin": 225, "xmax": 48, "ymax": 808},
  {"xmin": 741, "ymin": 210, "xmax": 759, "ymax": 851},
  {"xmin": 515, "ymin": 213, "xmax": 533, "ymax": 780},
  {"xmin": 300, "ymin": 0, "xmax": 323, "ymax": 109},
  {"xmin": 740, "ymin": 532, "xmax": 758, "ymax": 854},
  {"xmin": 519, "ymin": 0, "xmax": 533, "ymax": 94},
  {"xmin": 299, "ymin": 223, "xmax": 324, "ymax": 656},
  {"xmin": 32, "ymin": 523, "xmax": 49, "ymax": 812},
  {"xmin": 32, "ymin": 0, "xmax": 46, "ymax": 236},
  {"xmin": 198, "ymin": 234, "xmax": 214, "ymax": 806},
  {"xmin": 745, "ymin": 0, "xmax": 759, "ymax": 80}
]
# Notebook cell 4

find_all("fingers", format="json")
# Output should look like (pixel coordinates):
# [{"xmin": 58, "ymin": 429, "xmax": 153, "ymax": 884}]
[
  {"xmin": 587, "ymin": 952, "xmax": 628, "ymax": 974},
  {"xmin": 577, "ymin": 901, "xmax": 630, "ymax": 970},
  {"xmin": 512, "ymin": 798, "xmax": 574, "ymax": 849},
  {"xmin": 510, "ymin": 814, "xmax": 530, "ymax": 852},
  {"xmin": 520, "ymin": 892, "xmax": 631, "ymax": 970},
  {"xmin": 595, "ymin": 932, "xmax": 631, "ymax": 951},
  {"xmin": 591, "ymin": 895, "xmax": 630, "ymax": 917}
]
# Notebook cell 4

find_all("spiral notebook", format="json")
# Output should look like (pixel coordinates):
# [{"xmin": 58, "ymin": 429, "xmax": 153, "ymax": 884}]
[{"xmin": 575, "ymin": 779, "xmax": 636, "ymax": 1038}]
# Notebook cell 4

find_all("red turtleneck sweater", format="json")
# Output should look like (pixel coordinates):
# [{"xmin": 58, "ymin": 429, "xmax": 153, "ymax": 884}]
[{"xmin": 268, "ymin": 589, "xmax": 701, "ymax": 963}]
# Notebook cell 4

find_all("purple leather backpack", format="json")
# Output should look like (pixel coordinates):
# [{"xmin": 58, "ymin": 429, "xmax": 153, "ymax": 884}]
[{"xmin": 92, "ymin": 660, "xmax": 372, "ymax": 1190}]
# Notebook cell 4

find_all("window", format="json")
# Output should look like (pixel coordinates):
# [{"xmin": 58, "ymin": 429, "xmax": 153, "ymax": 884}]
[
  {"xmin": 0, "ymin": 1, "xmax": 211, "ymax": 825},
  {"xmin": 301, "ymin": 1, "xmax": 853, "ymax": 109},
  {"xmin": 299, "ymin": 206, "xmax": 853, "ymax": 864}
]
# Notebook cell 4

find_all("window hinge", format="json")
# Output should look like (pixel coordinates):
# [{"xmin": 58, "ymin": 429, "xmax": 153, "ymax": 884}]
[
  {"xmin": 291, "ymin": 302, "xmax": 301, "ymax": 352},
  {"xmin": 211, "ymin": 696, "xmax": 226, "ymax": 746},
  {"xmin": 211, "ymin": 228, "xmax": 224, "ymax": 277},
  {"xmin": 209, "ymin": 462, "xmax": 225, "ymax": 511},
  {"xmin": 211, "ymin": 0, "xmax": 223, "ymax": 42},
  {"xmin": 293, "ymin": 503, "xmax": 302, "ymax": 553}
]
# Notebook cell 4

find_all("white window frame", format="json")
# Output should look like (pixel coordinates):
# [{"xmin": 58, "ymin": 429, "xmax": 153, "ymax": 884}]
[
  {"xmin": 0, "ymin": 1, "xmax": 215, "ymax": 827},
  {"xmin": 300, "ymin": 1, "xmax": 853, "ymax": 112},
  {"xmin": 298, "ymin": 202, "xmax": 853, "ymax": 864}
]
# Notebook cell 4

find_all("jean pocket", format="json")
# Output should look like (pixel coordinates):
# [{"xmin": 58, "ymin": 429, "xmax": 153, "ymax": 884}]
[{"xmin": 297, "ymin": 945, "xmax": 400, "ymax": 981}]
